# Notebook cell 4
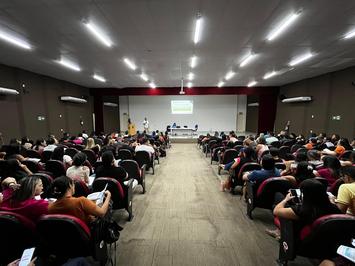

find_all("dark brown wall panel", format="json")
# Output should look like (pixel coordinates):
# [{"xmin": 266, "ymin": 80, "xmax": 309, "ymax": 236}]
[
  {"xmin": 275, "ymin": 66, "xmax": 355, "ymax": 138},
  {"xmin": 0, "ymin": 64, "xmax": 93, "ymax": 143}
]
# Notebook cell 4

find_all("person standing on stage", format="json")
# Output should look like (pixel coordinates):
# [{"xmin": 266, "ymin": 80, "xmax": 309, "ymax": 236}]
[
  {"xmin": 128, "ymin": 118, "xmax": 136, "ymax": 136},
  {"xmin": 143, "ymin": 117, "xmax": 149, "ymax": 133}
]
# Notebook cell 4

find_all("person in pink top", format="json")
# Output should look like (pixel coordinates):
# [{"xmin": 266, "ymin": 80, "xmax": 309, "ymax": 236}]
[
  {"xmin": 314, "ymin": 155, "xmax": 341, "ymax": 186},
  {"xmin": 0, "ymin": 175, "xmax": 49, "ymax": 222}
]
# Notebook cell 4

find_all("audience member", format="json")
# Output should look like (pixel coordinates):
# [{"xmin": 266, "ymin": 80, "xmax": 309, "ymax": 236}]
[
  {"xmin": 95, "ymin": 151, "xmax": 128, "ymax": 184},
  {"xmin": 332, "ymin": 166, "xmax": 355, "ymax": 215},
  {"xmin": 314, "ymin": 156, "xmax": 341, "ymax": 185},
  {"xmin": 66, "ymin": 152, "xmax": 90, "ymax": 185}
]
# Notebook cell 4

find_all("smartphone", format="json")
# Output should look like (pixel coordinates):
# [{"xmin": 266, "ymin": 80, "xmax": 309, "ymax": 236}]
[
  {"xmin": 327, "ymin": 192, "xmax": 335, "ymax": 198},
  {"xmin": 290, "ymin": 189, "xmax": 301, "ymax": 204},
  {"xmin": 19, "ymin": 247, "xmax": 35, "ymax": 266}
]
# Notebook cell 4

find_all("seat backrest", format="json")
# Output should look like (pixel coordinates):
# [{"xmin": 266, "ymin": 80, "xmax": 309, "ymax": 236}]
[
  {"xmin": 339, "ymin": 150, "xmax": 352, "ymax": 160},
  {"xmin": 37, "ymin": 214, "xmax": 91, "ymax": 259},
  {"xmin": 222, "ymin": 149, "xmax": 239, "ymax": 164},
  {"xmin": 327, "ymin": 178, "xmax": 344, "ymax": 196},
  {"xmin": 45, "ymin": 160, "xmax": 66, "ymax": 177},
  {"xmin": 120, "ymin": 160, "xmax": 140, "ymax": 179},
  {"xmin": 256, "ymin": 177, "xmax": 294, "ymax": 207},
  {"xmin": 237, "ymin": 162, "xmax": 262, "ymax": 179},
  {"xmin": 0, "ymin": 211, "xmax": 36, "ymax": 265},
  {"xmin": 73, "ymin": 179, "xmax": 91, "ymax": 197},
  {"xmin": 82, "ymin": 149, "xmax": 97, "ymax": 165},
  {"xmin": 22, "ymin": 160, "xmax": 40, "ymax": 173},
  {"xmin": 135, "ymin": 150, "xmax": 151, "ymax": 168},
  {"xmin": 0, "ymin": 160, "xmax": 8, "ymax": 178},
  {"xmin": 41, "ymin": 150, "xmax": 53, "ymax": 163},
  {"xmin": 270, "ymin": 141, "xmax": 281, "ymax": 148},
  {"xmin": 234, "ymin": 140, "xmax": 244, "ymax": 146},
  {"xmin": 92, "ymin": 177, "xmax": 124, "ymax": 209},
  {"xmin": 117, "ymin": 149, "xmax": 133, "ymax": 160},
  {"xmin": 233, "ymin": 145, "xmax": 244, "ymax": 154},
  {"xmin": 64, "ymin": 148, "xmax": 79, "ymax": 158},
  {"xmin": 26, "ymin": 149, "xmax": 42, "ymax": 159},
  {"xmin": 290, "ymin": 144, "xmax": 302, "ymax": 153},
  {"xmin": 299, "ymin": 214, "xmax": 355, "ymax": 258}
]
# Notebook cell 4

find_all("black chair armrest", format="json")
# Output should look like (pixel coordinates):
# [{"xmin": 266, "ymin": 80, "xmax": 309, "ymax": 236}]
[
  {"xmin": 246, "ymin": 181, "xmax": 256, "ymax": 219},
  {"xmin": 123, "ymin": 179, "xmax": 134, "ymax": 221},
  {"xmin": 140, "ymin": 165, "xmax": 146, "ymax": 193},
  {"xmin": 278, "ymin": 218, "xmax": 297, "ymax": 263}
]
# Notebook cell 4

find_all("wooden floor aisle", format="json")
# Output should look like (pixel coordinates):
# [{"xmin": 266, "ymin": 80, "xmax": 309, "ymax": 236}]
[{"xmin": 115, "ymin": 144, "xmax": 313, "ymax": 266}]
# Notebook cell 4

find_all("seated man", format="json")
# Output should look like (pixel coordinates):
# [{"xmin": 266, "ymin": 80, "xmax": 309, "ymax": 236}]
[
  {"xmin": 333, "ymin": 166, "xmax": 355, "ymax": 216},
  {"xmin": 243, "ymin": 154, "xmax": 281, "ymax": 183}
]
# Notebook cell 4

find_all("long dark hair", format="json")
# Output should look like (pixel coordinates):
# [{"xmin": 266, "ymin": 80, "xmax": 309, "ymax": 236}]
[
  {"xmin": 300, "ymin": 179, "xmax": 335, "ymax": 223},
  {"xmin": 295, "ymin": 161, "xmax": 314, "ymax": 182},
  {"xmin": 322, "ymin": 155, "xmax": 341, "ymax": 178},
  {"xmin": 10, "ymin": 175, "xmax": 41, "ymax": 205},
  {"xmin": 51, "ymin": 146, "xmax": 64, "ymax": 161},
  {"xmin": 50, "ymin": 176, "xmax": 74, "ymax": 199}
]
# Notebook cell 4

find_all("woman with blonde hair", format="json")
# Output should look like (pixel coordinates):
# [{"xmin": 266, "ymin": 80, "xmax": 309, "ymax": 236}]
[{"xmin": 85, "ymin": 138, "xmax": 95, "ymax": 150}]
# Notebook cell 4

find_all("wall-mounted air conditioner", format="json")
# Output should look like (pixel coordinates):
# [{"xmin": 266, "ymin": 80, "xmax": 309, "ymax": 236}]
[
  {"xmin": 247, "ymin": 102, "xmax": 259, "ymax": 107},
  {"xmin": 282, "ymin": 96, "xmax": 312, "ymax": 103},
  {"xmin": 103, "ymin": 102, "xmax": 118, "ymax": 107},
  {"xmin": 0, "ymin": 87, "xmax": 20, "ymax": 95},
  {"xmin": 60, "ymin": 96, "xmax": 87, "ymax": 104}
]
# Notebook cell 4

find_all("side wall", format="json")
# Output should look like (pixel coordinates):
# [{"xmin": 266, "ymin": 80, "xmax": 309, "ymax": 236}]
[
  {"xmin": 275, "ymin": 67, "xmax": 355, "ymax": 138},
  {"xmin": 0, "ymin": 64, "xmax": 93, "ymax": 143}
]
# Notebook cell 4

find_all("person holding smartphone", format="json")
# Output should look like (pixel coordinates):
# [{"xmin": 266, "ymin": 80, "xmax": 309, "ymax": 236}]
[{"xmin": 269, "ymin": 179, "xmax": 341, "ymax": 240}]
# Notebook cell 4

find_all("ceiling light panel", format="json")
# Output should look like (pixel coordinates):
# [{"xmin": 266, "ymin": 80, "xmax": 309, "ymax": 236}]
[
  {"xmin": 123, "ymin": 58, "xmax": 136, "ymax": 70},
  {"xmin": 267, "ymin": 11, "xmax": 301, "ymax": 41},
  {"xmin": 263, "ymin": 71, "xmax": 277, "ymax": 79},
  {"xmin": 344, "ymin": 29, "xmax": 355, "ymax": 39},
  {"xmin": 0, "ymin": 28, "xmax": 31, "ymax": 50},
  {"xmin": 84, "ymin": 22, "xmax": 112, "ymax": 47},
  {"xmin": 140, "ymin": 73, "xmax": 148, "ymax": 81},
  {"xmin": 193, "ymin": 16, "xmax": 203, "ymax": 44},
  {"xmin": 58, "ymin": 58, "xmax": 81, "ymax": 72},
  {"xmin": 187, "ymin": 82, "xmax": 192, "ymax": 88},
  {"xmin": 247, "ymin": 81, "xmax": 257, "ymax": 87},
  {"xmin": 224, "ymin": 71, "xmax": 235, "ymax": 80},
  {"xmin": 190, "ymin": 56, "xmax": 197, "ymax": 68},
  {"xmin": 217, "ymin": 81, "xmax": 224, "ymax": 87},
  {"xmin": 240, "ymin": 53, "xmax": 256, "ymax": 68},
  {"xmin": 149, "ymin": 82, "xmax": 156, "ymax": 88},
  {"xmin": 289, "ymin": 52, "xmax": 314, "ymax": 66},
  {"xmin": 93, "ymin": 74, "xmax": 106, "ymax": 82},
  {"xmin": 188, "ymin": 72, "xmax": 194, "ymax": 80}
]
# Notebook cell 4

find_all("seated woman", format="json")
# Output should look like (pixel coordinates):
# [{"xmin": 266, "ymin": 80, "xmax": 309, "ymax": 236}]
[
  {"xmin": 314, "ymin": 155, "xmax": 341, "ymax": 186},
  {"xmin": 51, "ymin": 146, "xmax": 72, "ymax": 168},
  {"xmin": 255, "ymin": 136, "xmax": 269, "ymax": 162},
  {"xmin": 0, "ymin": 175, "xmax": 49, "ymax": 222},
  {"xmin": 282, "ymin": 161, "xmax": 315, "ymax": 186},
  {"xmin": 268, "ymin": 179, "xmax": 341, "ymax": 239},
  {"xmin": 48, "ymin": 176, "xmax": 111, "ymax": 224},
  {"xmin": 66, "ymin": 152, "xmax": 90, "ymax": 185},
  {"xmin": 95, "ymin": 151, "xmax": 128, "ymax": 185},
  {"xmin": 6, "ymin": 158, "xmax": 32, "ymax": 181}
]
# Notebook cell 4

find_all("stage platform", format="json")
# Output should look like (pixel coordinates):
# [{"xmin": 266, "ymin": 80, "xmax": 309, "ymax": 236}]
[{"xmin": 169, "ymin": 131, "xmax": 254, "ymax": 143}]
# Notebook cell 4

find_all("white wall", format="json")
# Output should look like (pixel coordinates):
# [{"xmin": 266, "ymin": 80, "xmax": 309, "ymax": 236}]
[{"xmin": 119, "ymin": 95, "xmax": 247, "ymax": 133}]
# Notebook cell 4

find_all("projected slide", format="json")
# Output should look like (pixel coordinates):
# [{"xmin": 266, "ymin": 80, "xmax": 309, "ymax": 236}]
[{"xmin": 171, "ymin": 100, "xmax": 193, "ymax": 114}]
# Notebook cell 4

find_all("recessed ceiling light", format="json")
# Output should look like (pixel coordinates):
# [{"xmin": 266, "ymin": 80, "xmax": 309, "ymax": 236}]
[
  {"xmin": 217, "ymin": 81, "xmax": 224, "ymax": 87},
  {"xmin": 224, "ymin": 71, "xmax": 235, "ymax": 80},
  {"xmin": 188, "ymin": 72, "xmax": 194, "ymax": 80},
  {"xmin": 247, "ymin": 81, "xmax": 257, "ymax": 87},
  {"xmin": 149, "ymin": 82, "xmax": 156, "ymax": 88},
  {"xmin": 187, "ymin": 82, "xmax": 192, "ymax": 88},
  {"xmin": 84, "ymin": 22, "xmax": 112, "ymax": 47},
  {"xmin": 140, "ymin": 73, "xmax": 148, "ymax": 81},
  {"xmin": 240, "ymin": 53, "xmax": 256, "ymax": 68},
  {"xmin": 123, "ymin": 58, "xmax": 136, "ymax": 70},
  {"xmin": 57, "ymin": 58, "xmax": 81, "ymax": 72},
  {"xmin": 263, "ymin": 71, "xmax": 277, "ymax": 79},
  {"xmin": 93, "ymin": 74, "xmax": 106, "ymax": 82},
  {"xmin": 193, "ymin": 15, "xmax": 203, "ymax": 44},
  {"xmin": 289, "ymin": 52, "xmax": 314, "ymax": 66},
  {"xmin": 267, "ymin": 11, "xmax": 301, "ymax": 41},
  {"xmin": 344, "ymin": 29, "xmax": 355, "ymax": 39},
  {"xmin": 0, "ymin": 29, "xmax": 31, "ymax": 50},
  {"xmin": 190, "ymin": 55, "xmax": 197, "ymax": 68}
]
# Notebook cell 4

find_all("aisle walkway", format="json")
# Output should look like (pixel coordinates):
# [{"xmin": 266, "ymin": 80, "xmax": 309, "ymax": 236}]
[{"xmin": 116, "ymin": 144, "xmax": 311, "ymax": 266}]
